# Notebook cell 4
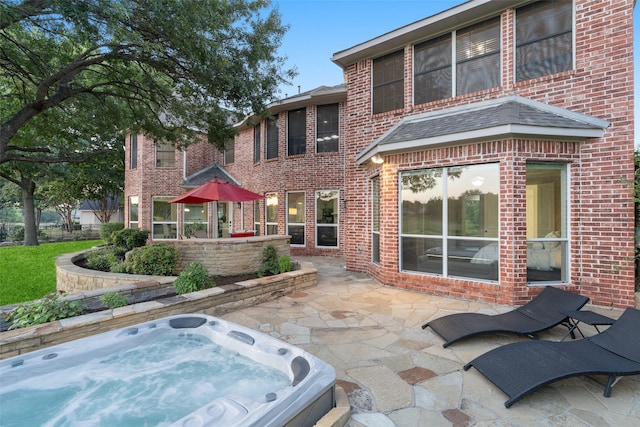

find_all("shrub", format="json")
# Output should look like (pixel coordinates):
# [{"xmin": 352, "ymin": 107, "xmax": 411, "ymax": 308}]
[
  {"xmin": 258, "ymin": 245, "xmax": 280, "ymax": 277},
  {"xmin": 112, "ymin": 228, "xmax": 149, "ymax": 251},
  {"xmin": 100, "ymin": 292, "xmax": 128, "ymax": 309},
  {"xmin": 99, "ymin": 222, "xmax": 124, "ymax": 244},
  {"xmin": 7, "ymin": 291, "xmax": 85, "ymax": 330},
  {"xmin": 110, "ymin": 261, "xmax": 132, "ymax": 274},
  {"xmin": 174, "ymin": 262, "xmax": 214, "ymax": 294},
  {"xmin": 278, "ymin": 255, "xmax": 292, "ymax": 273},
  {"xmin": 127, "ymin": 243, "xmax": 177, "ymax": 275},
  {"xmin": 85, "ymin": 248, "xmax": 119, "ymax": 271},
  {"xmin": 8, "ymin": 226, "xmax": 24, "ymax": 242}
]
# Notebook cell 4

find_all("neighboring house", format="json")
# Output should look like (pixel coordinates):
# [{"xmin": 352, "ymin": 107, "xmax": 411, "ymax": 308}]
[
  {"xmin": 77, "ymin": 198, "xmax": 123, "ymax": 225},
  {"xmin": 124, "ymin": 0, "xmax": 635, "ymax": 308}
]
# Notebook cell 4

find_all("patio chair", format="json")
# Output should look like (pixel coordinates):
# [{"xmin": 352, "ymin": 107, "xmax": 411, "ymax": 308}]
[
  {"xmin": 463, "ymin": 307, "xmax": 640, "ymax": 408},
  {"xmin": 422, "ymin": 286, "xmax": 589, "ymax": 347}
]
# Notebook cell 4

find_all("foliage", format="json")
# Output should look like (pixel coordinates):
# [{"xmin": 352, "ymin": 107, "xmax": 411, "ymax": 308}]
[
  {"xmin": 85, "ymin": 248, "xmax": 119, "ymax": 272},
  {"xmin": 1, "ymin": 0, "xmax": 295, "ymax": 166},
  {"xmin": 110, "ymin": 261, "xmax": 132, "ymax": 274},
  {"xmin": 0, "ymin": 240, "xmax": 103, "ymax": 305},
  {"xmin": 7, "ymin": 291, "xmax": 85, "ymax": 330},
  {"xmin": 174, "ymin": 262, "xmax": 214, "ymax": 295},
  {"xmin": 126, "ymin": 243, "xmax": 178, "ymax": 276},
  {"xmin": 112, "ymin": 228, "xmax": 149, "ymax": 251},
  {"xmin": 100, "ymin": 223, "xmax": 125, "ymax": 244},
  {"xmin": 278, "ymin": 255, "xmax": 292, "ymax": 273},
  {"xmin": 100, "ymin": 292, "xmax": 129, "ymax": 309},
  {"xmin": 8, "ymin": 225, "xmax": 24, "ymax": 242},
  {"xmin": 258, "ymin": 245, "xmax": 280, "ymax": 277}
]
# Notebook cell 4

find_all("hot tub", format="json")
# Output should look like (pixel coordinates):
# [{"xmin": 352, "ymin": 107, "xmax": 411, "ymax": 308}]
[{"xmin": 0, "ymin": 314, "xmax": 336, "ymax": 426}]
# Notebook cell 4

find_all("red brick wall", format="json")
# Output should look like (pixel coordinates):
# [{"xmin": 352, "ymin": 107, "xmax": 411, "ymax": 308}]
[
  {"xmin": 125, "ymin": 102, "xmax": 348, "ymax": 257},
  {"xmin": 343, "ymin": 1, "xmax": 635, "ymax": 307},
  {"xmin": 224, "ymin": 104, "xmax": 347, "ymax": 257}
]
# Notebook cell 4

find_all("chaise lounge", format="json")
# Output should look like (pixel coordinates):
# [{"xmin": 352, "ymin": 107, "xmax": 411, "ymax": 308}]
[
  {"xmin": 463, "ymin": 307, "xmax": 640, "ymax": 408},
  {"xmin": 422, "ymin": 286, "xmax": 589, "ymax": 347}
]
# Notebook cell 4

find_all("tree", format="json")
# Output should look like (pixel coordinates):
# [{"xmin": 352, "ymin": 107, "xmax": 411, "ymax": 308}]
[{"xmin": 1, "ymin": 0, "xmax": 294, "ymax": 165}]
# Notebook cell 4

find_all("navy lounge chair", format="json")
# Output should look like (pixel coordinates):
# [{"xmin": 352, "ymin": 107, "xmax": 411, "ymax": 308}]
[
  {"xmin": 464, "ymin": 307, "xmax": 640, "ymax": 408},
  {"xmin": 422, "ymin": 286, "xmax": 589, "ymax": 347}
]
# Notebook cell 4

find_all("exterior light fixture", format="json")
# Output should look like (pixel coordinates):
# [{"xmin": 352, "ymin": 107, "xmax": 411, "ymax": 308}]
[{"xmin": 371, "ymin": 154, "xmax": 384, "ymax": 164}]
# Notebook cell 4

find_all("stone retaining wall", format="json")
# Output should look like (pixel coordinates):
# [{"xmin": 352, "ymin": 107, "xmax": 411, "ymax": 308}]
[
  {"xmin": 0, "ymin": 263, "xmax": 316, "ymax": 360},
  {"xmin": 56, "ymin": 235, "xmax": 290, "ymax": 293}
]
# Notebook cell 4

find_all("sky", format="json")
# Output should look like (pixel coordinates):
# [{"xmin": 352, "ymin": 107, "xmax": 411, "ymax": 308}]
[{"xmin": 270, "ymin": 0, "xmax": 639, "ymax": 146}]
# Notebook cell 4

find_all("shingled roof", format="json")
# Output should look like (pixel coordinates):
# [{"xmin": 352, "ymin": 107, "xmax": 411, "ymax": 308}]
[
  {"xmin": 180, "ymin": 164, "xmax": 239, "ymax": 188},
  {"xmin": 356, "ymin": 95, "xmax": 610, "ymax": 164}
]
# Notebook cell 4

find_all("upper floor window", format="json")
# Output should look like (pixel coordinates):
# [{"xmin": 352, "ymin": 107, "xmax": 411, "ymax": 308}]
[
  {"xmin": 287, "ymin": 108, "xmax": 306, "ymax": 156},
  {"xmin": 155, "ymin": 141, "xmax": 175, "ymax": 168},
  {"xmin": 129, "ymin": 135, "xmax": 137, "ymax": 169},
  {"xmin": 414, "ymin": 17, "xmax": 500, "ymax": 104},
  {"xmin": 254, "ymin": 124, "xmax": 261, "ymax": 163},
  {"xmin": 456, "ymin": 17, "xmax": 501, "ymax": 96},
  {"xmin": 516, "ymin": 0, "xmax": 573, "ymax": 82},
  {"xmin": 266, "ymin": 115, "xmax": 279, "ymax": 160},
  {"xmin": 224, "ymin": 139, "xmax": 234, "ymax": 164},
  {"xmin": 373, "ymin": 49, "xmax": 404, "ymax": 114},
  {"xmin": 316, "ymin": 104, "xmax": 339, "ymax": 153},
  {"xmin": 414, "ymin": 34, "xmax": 452, "ymax": 104}
]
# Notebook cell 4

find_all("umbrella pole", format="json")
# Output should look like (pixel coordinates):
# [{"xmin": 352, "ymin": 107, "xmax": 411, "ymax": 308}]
[{"xmin": 212, "ymin": 201, "xmax": 218, "ymax": 238}]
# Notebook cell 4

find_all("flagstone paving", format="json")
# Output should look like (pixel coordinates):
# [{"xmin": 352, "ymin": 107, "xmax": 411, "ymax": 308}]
[{"xmin": 221, "ymin": 257, "xmax": 640, "ymax": 426}]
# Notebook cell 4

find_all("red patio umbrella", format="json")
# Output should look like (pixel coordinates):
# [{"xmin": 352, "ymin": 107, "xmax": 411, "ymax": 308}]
[{"xmin": 169, "ymin": 178, "xmax": 264, "ymax": 204}]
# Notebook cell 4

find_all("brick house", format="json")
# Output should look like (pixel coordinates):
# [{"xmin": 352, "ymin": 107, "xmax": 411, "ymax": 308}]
[
  {"xmin": 333, "ymin": 0, "xmax": 635, "ymax": 308},
  {"xmin": 124, "ymin": 84, "xmax": 347, "ymax": 253},
  {"xmin": 125, "ymin": 0, "xmax": 635, "ymax": 308}
]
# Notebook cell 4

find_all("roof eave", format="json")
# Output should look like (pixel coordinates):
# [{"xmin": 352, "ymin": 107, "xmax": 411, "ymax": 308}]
[
  {"xmin": 332, "ymin": 0, "xmax": 535, "ymax": 69},
  {"xmin": 356, "ymin": 125, "xmax": 607, "ymax": 165}
]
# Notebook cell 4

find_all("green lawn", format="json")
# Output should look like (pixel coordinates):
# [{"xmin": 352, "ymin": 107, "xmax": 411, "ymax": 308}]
[{"xmin": 0, "ymin": 240, "xmax": 103, "ymax": 306}]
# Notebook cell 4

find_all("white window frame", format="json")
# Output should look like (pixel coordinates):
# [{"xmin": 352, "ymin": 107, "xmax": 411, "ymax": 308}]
[
  {"xmin": 315, "ymin": 190, "xmax": 339, "ymax": 248},
  {"xmin": 287, "ymin": 191, "xmax": 306, "ymax": 246}
]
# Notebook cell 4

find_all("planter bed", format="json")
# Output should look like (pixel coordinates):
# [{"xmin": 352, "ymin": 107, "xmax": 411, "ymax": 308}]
[{"xmin": 0, "ymin": 262, "xmax": 317, "ymax": 360}]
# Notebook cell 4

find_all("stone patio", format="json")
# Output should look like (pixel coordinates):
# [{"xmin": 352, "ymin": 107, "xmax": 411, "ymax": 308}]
[{"xmin": 221, "ymin": 257, "xmax": 640, "ymax": 426}]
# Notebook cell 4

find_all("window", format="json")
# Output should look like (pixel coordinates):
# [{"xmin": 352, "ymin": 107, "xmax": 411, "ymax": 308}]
[
  {"xmin": 316, "ymin": 104, "xmax": 339, "ymax": 153},
  {"xmin": 414, "ymin": 34, "xmax": 452, "ymax": 104},
  {"xmin": 372, "ymin": 176, "xmax": 380, "ymax": 264},
  {"xmin": 265, "ymin": 192, "xmax": 278, "ymax": 235},
  {"xmin": 183, "ymin": 203, "xmax": 208, "ymax": 238},
  {"xmin": 287, "ymin": 192, "xmax": 305, "ymax": 245},
  {"xmin": 254, "ymin": 124, "xmax": 261, "ymax": 163},
  {"xmin": 526, "ymin": 163, "xmax": 568, "ymax": 283},
  {"xmin": 254, "ymin": 200, "xmax": 261, "ymax": 235},
  {"xmin": 129, "ymin": 196, "xmax": 139, "ymax": 229},
  {"xmin": 287, "ymin": 108, "xmax": 306, "ymax": 156},
  {"xmin": 224, "ymin": 139, "xmax": 234, "ymax": 164},
  {"xmin": 516, "ymin": 0, "xmax": 573, "ymax": 82},
  {"xmin": 155, "ymin": 141, "xmax": 175, "ymax": 168},
  {"xmin": 129, "ymin": 135, "xmax": 137, "ymax": 169},
  {"xmin": 152, "ymin": 197, "xmax": 178, "ymax": 239},
  {"xmin": 316, "ymin": 190, "xmax": 338, "ymax": 247},
  {"xmin": 266, "ymin": 115, "xmax": 279, "ymax": 160},
  {"xmin": 373, "ymin": 50, "xmax": 404, "ymax": 114},
  {"xmin": 456, "ymin": 17, "xmax": 501, "ymax": 96},
  {"xmin": 414, "ymin": 17, "xmax": 500, "ymax": 104},
  {"xmin": 400, "ymin": 164, "xmax": 499, "ymax": 281}
]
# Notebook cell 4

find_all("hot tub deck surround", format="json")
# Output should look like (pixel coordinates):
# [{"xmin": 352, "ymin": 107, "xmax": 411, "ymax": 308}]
[
  {"xmin": 1, "ymin": 256, "xmax": 638, "ymax": 425},
  {"xmin": 221, "ymin": 257, "xmax": 639, "ymax": 426}
]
